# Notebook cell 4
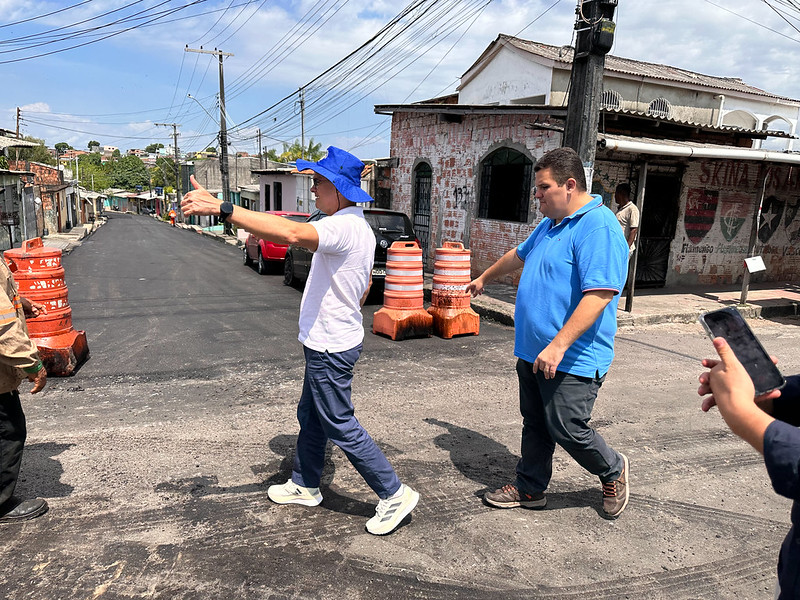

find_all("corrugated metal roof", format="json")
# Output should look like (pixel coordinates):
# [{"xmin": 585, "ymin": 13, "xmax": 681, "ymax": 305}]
[
  {"xmin": 499, "ymin": 35, "xmax": 799, "ymax": 103},
  {"xmin": 602, "ymin": 106, "xmax": 794, "ymax": 138},
  {"xmin": 0, "ymin": 135, "xmax": 39, "ymax": 150}
]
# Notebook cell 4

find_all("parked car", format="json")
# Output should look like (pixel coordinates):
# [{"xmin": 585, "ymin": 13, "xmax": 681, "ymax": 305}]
[
  {"xmin": 243, "ymin": 210, "xmax": 310, "ymax": 274},
  {"xmin": 283, "ymin": 208, "xmax": 418, "ymax": 290}
]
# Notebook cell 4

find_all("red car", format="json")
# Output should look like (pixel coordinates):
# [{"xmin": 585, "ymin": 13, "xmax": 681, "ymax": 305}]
[{"xmin": 243, "ymin": 210, "xmax": 310, "ymax": 274}]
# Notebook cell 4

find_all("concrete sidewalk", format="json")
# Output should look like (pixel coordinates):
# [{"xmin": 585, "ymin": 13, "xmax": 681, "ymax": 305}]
[
  {"xmin": 469, "ymin": 280, "xmax": 800, "ymax": 328},
  {"xmin": 41, "ymin": 217, "xmax": 108, "ymax": 253}
]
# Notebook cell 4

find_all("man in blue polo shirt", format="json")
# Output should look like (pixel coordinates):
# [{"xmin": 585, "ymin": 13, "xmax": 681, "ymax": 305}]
[{"xmin": 466, "ymin": 147, "xmax": 630, "ymax": 519}]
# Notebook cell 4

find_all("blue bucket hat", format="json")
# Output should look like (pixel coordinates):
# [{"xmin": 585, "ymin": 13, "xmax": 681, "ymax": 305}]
[{"xmin": 296, "ymin": 146, "xmax": 374, "ymax": 204}]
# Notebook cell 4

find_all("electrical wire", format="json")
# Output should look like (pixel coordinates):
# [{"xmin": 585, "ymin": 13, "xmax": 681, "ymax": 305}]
[{"xmin": 0, "ymin": 0, "xmax": 93, "ymax": 30}]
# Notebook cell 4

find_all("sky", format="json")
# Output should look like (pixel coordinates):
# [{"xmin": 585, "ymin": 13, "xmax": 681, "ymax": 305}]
[{"xmin": 2, "ymin": 0, "xmax": 800, "ymax": 160}]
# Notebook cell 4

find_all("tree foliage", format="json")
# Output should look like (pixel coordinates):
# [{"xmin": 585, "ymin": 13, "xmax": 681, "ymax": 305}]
[
  {"xmin": 77, "ymin": 153, "xmax": 111, "ymax": 190},
  {"xmin": 88, "ymin": 140, "xmax": 99, "ymax": 149},
  {"xmin": 265, "ymin": 138, "xmax": 324, "ymax": 163},
  {"xmin": 109, "ymin": 155, "xmax": 149, "ymax": 189},
  {"xmin": 14, "ymin": 136, "xmax": 56, "ymax": 166},
  {"xmin": 54, "ymin": 142, "xmax": 72, "ymax": 153},
  {"xmin": 150, "ymin": 157, "xmax": 176, "ymax": 189},
  {"xmin": 145, "ymin": 143, "xmax": 164, "ymax": 153}
]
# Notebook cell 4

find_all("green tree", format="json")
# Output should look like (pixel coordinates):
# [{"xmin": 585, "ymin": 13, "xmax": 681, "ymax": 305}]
[
  {"xmin": 15, "ymin": 136, "xmax": 56, "ymax": 166},
  {"xmin": 54, "ymin": 142, "xmax": 72, "ymax": 154},
  {"xmin": 145, "ymin": 143, "xmax": 164, "ymax": 154},
  {"xmin": 88, "ymin": 140, "xmax": 99, "ymax": 149},
  {"xmin": 205, "ymin": 146, "xmax": 217, "ymax": 154},
  {"xmin": 108, "ymin": 155, "xmax": 149, "ymax": 190},
  {"xmin": 265, "ymin": 138, "xmax": 324, "ymax": 163},
  {"xmin": 150, "ymin": 157, "xmax": 176, "ymax": 188},
  {"xmin": 112, "ymin": 148, "xmax": 121, "ymax": 159},
  {"xmin": 77, "ymin": 153, "xmax": 111, "ymax": 190}
]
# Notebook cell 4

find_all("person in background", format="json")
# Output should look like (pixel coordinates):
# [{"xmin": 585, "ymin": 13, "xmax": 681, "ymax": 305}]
[
  {"xmin": 0, "ymin": 257, "xmax": 48, "ymax": 524},
  {"xmin": 466, "ymin": 147, "xmax": 631, "ymax": 520},
  {"xmin": 614, "ymin": 183, "xmax": 639, "ymax": 257},
  {"xmin": 698, "ymin": 338, "xmax": 800, "ymax": 598},
  {"xmin": 181, "ymin": 146, "xmax": 419, "ymax": 536}
]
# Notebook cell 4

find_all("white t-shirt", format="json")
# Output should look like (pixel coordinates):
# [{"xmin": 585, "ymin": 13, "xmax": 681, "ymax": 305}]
[{"xmin": 298, "ymin": 206, "xmax": 375, "ymax": 352}]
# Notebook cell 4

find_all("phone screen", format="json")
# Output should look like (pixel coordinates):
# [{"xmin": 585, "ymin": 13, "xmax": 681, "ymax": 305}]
[{"xmin": 700, "ymin": 307, "xmax": 785, "ymax": 395}]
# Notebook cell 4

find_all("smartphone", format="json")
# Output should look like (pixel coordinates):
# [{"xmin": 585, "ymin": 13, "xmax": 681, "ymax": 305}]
[{"xmin": 699, "ymin": 307, "xmax": 786, "ymax": 396}]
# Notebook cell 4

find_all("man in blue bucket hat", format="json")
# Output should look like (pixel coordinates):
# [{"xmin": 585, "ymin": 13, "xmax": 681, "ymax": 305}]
[{"xmin": 182, "ymin": 146, "xmax": 419, "ymax": 535}]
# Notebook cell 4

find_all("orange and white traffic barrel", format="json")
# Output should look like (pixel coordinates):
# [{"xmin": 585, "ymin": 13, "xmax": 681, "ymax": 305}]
[
  {"xmin": 427, "ymin": 241, "xmax": 479, "ymax": 338},
  {"xmin": 5, "ymin": 237, "xmax": 89, "ymax": 376},
  {"xmin": 372, "ymin": 241, "xmax": 432, "ymax": 340}
]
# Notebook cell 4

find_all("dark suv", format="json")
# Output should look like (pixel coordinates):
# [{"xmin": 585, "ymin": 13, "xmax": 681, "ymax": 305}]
[{"xmin": 283, "ymin": 208, "xmax": 418, "ymax": 290}]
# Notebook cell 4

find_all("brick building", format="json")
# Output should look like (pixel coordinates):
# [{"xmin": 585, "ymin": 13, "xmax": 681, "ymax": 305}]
[{"xmin": 375, "ymin": 35, "xmax": 800, "ymax": 288}]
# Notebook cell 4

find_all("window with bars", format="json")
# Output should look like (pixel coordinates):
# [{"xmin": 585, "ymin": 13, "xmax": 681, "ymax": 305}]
[
  {"xmin": 647, "ymin": 97, "xmax": 672, "ymax": 119},
  {"xmin": 601, "ymin": 89, "xmax": 622, "ymax": 111},
  {"xmin": 478, "ymin": 148, "xmax": 533, "ymax": 223}
]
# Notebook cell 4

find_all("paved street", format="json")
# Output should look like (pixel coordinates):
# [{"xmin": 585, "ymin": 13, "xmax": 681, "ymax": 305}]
[{"xmin": 1, "ymin": 213, "xmax": 798, "ymax": 599}]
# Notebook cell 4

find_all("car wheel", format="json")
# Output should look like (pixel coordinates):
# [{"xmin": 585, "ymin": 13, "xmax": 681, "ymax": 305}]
[
  {"xmin": 257, "ymin": 253, "xmax": 268, "ymax": 275},
  {"xmin": 283, "ymin": 254, "xmax": 295, "ymax": 286},
  {"xmin": 243, "ymin": 247, "xmax": 253, "ymax": 266}
]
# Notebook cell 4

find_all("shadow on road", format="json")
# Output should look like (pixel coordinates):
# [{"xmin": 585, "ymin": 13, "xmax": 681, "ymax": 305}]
[
  {"xmin": 19, "ymin": 442, "xmax": 75, "ymax": 499},
  {"xmin": 425, "ymin": 418, "xmax": 601, "ymax": 515}
]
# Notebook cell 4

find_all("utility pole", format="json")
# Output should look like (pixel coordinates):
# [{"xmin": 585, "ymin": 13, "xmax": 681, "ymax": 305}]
[
  {"xmin": 257, "ymin": 128, "xmax": 264, "ymax": 169},
  {"xmin": 299, "ymin": 87, "xmax": 305, "ymax": 160},
  {"xmin": 16, "ymin": 107, "xmax": 20, "ymax": 138},
  {"xmin": 563, "ymin": 0, "xmax": 617, "ymax": 183},
  {"xmin": 154, "ymin": 122, "xmax": 181, "ymax": 215},
  {"xmin": 185, "ymin": 46, "xmax": 234, "ymax": 234}
]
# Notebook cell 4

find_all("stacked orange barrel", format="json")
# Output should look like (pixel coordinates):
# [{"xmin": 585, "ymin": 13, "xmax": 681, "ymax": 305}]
[
  {"xmin": 427, "ymin": 241, "xmax": 480, "ymax": 338},
  {"xmin": 4, "ymin": 237, "xmax": 89, "ymax": 376},
  {"xmin": 372, "ymin": 241, "xmax": 432, "ymax": 340}
]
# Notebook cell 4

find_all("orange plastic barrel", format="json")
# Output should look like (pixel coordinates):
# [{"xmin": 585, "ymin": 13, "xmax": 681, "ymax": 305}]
[
  {"xmin": 427, "ymin": 242, "xmax": 479, "ymax": 338},
  {"xmin": 4, "ymin": 237, "xmax": 89, "ymax": 376},
  {"xmin": 372, "ymin": 241, "xmax": 432, "ymax": 340}
]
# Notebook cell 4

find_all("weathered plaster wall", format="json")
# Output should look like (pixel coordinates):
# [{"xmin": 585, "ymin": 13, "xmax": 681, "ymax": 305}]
[
  {"xmin": 459, "ymin": 46, "xmax": 553, "ymax": 105},
  {"xmin": 667, "ymin": 160, "xmax": 800, "ymax": 286},
  {"xmin": 390, "ymin": 111, "xmax": 559, "ymax": 280}
]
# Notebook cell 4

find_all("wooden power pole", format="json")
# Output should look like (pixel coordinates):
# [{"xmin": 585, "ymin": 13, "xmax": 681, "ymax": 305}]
[
  {"xmin": 185, "ymin": 46, "xmax": 234, "ymax": 234},
  {"xmin": 563, "ymin": 0, "xmax": 618, "ymax": 182}
]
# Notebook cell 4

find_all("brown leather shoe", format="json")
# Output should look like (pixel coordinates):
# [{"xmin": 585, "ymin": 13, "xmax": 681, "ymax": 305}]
[
  {"xmin": 484, "ymin": 484, "xmax": 546, "ymax": 509},
  {"xmin": 602, "ymin": 453, "xmax": 630, "ymax": 519},
  {"xmin": 0, "ymin": 497, "xmax": 49, "ymax": 523}
]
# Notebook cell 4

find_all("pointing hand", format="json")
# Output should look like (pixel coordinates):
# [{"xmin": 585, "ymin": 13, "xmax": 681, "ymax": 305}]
[{"xmin": 181, "ymin": 175, "xmax": 222, "ymax": 216}]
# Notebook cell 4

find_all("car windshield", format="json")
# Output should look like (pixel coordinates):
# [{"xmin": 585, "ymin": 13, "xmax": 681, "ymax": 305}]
[
  {"xmin": 364, "ymin": 212, "xmax": 411, "ymax": 234},
  {"xmin": 284, "ymin": 215, "xmax": 307, "ymax": 223}
]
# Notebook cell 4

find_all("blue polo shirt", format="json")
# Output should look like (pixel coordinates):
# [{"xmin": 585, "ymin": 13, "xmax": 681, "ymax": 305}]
[{"xmin": 514, "ymin": 195, "xmax": 628, "ymax": 378}]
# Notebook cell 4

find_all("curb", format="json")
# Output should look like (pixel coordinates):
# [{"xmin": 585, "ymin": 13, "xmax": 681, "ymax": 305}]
[{"xmin": 174, "ymin": 222, "xmax": 243, "ymax": 248}]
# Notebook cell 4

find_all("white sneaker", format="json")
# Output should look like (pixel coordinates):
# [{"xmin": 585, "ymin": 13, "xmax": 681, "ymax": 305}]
[
  {"xmin": 267, "ymin": 480, "xmax": 323, "ymax": 506},
  {"xmin": 366, "ymin": 484, "xmax": 420, "ymax": 535}
]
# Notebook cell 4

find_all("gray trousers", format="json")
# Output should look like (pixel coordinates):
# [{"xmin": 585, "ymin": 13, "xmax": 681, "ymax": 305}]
[{"xmin": 515, "ymin": 359, "xmax": 623, "ymax": 494}]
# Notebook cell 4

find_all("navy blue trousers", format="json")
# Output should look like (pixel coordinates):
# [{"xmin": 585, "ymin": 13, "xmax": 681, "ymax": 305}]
[
  {"xmin": 515, "ymin": 359, "xmax": 623, "ymax": 494},
  {"xmin": 292, "ymin": 345, "xmax": 400, "ymax": 499}
]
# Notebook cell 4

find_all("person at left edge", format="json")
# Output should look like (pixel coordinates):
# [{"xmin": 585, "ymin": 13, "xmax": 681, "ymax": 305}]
[
  {"xmin": 0, "ymin": 256, "xmax": 48, "ymax": 524},
  {"xmin": 181, "ymin": 146, "xmax": 419, "ymax": 536}
]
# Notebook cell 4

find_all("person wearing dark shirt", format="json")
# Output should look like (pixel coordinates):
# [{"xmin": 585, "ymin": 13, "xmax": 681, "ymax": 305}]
[{"xmin": 698, "ymin": 337, "xmax": 800, "ymax": 599}]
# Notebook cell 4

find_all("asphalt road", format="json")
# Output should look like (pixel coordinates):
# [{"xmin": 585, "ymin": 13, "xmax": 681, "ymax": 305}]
[{"xmin": 2, "ymin": 212, "xmax": 798, "ymax": 599}]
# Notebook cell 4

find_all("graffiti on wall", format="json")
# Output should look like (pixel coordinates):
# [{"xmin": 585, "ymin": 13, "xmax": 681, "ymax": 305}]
[
  {"xmin": 674, "ymin": 161, "xmax": 800, "ymax": 282},
  {"xmin": 684, "ymin": 189, "xmax": 718, "ymax": 243}
]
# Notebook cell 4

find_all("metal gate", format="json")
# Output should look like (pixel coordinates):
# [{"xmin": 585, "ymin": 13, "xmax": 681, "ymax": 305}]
[
  {"xmin": 636, "ymin": 173, "xmax": 681, "ymax": 288},
  {"xmin": 413, "ymin": 163, "xmax": 432, "ymax": 263}
]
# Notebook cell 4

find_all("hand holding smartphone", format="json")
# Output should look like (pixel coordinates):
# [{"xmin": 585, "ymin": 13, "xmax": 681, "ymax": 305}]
[{"xmin": 699, "ymin": 307, "xmax": 785, "ymax": 396}]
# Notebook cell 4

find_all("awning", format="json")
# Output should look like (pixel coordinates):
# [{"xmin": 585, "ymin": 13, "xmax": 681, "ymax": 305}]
[
  {"xmin": 0, "ymin": 136, "xmax": 38, "ymax": 150},
  {"xmin": 599, "ymin": 134, "xmax": 800, "ymax": 165}
]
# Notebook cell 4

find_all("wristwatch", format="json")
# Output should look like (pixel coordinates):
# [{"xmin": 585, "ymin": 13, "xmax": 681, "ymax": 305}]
[{"xmin": 219, "ymin": 201, "xmax": 234, "ymax": 223}]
